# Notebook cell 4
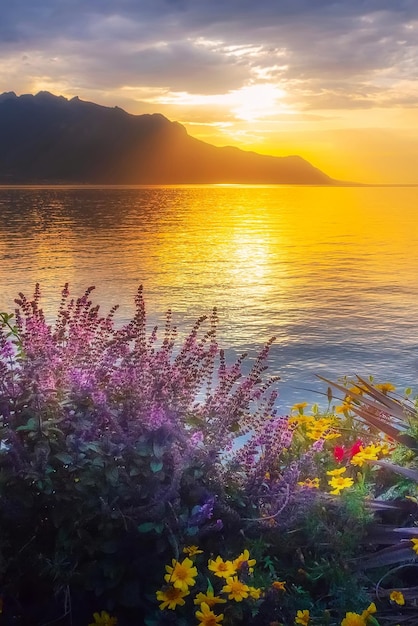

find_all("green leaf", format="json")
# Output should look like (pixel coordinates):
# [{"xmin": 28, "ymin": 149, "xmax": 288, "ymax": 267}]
[
  {"xmin": 105, "ymin": 467, "xmax": 119, "ymax": 485},
  {"xmin": 154, "ymin": 522, "xmax": 164, "ymax": 534},
  {"xmin": 137, "ymin": 522, "xmax": 155, "ymax": 533},
  {"xmin": 16, "ymin": 417, "xmax": 38, "ymax": 432},
  {"xmin": 150, "ymin": 460, "xmax": 163, "ymax": 473},
  {"xmin": 91, "ymin": 457, "xmax": 105, "ymax": 468},
  {"xmin": 54, "ymin": 452, "xmax": 74, "ymax": 465},
  {"xmin": 152, "ymin": 441, "xmax": 164, "ymax": 459}
]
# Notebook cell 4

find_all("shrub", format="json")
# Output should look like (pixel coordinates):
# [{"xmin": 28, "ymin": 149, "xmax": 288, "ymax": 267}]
[{"xmin": 0, "ymin": 284, "xmax": 312, "ymax": 624}]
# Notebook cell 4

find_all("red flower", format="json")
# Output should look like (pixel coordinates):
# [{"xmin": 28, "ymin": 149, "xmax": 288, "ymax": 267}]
[
  {"xmin": 333, "ymin": 446, "xmax": 345, "ymax": 463},
  {"xmin": 349, "ymin": 440, "xmax": 363, "ymax": 458}
]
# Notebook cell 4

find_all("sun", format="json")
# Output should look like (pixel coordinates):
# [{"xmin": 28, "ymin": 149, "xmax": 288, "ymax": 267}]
[{"xmin": 143, "ymin": 82, "xmax": 291, "ymax": 122}]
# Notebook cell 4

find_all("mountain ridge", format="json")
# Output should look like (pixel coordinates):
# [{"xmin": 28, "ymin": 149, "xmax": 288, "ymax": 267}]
[{"xmin": 0, "ymin": 91, "xmax": 338, "ymax": 185}]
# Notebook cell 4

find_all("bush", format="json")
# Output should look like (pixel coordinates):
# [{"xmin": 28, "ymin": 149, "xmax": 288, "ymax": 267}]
[{"xmin": 1, "ymin": 284, "xmax": 412, "ymax": 625}]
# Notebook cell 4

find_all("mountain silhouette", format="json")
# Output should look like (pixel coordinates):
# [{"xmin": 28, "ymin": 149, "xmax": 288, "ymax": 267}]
[{"xmin": 0, "ymin": 91, "xmax": 336, "ymax": 185}]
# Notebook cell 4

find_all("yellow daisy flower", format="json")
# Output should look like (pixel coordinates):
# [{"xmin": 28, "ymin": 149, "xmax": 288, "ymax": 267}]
[
  {"xmin": 221, "ymin": 576, "xmax": 250, "ymax": 601},
  {"xmin": 164, "ymin": 557, "xmax": 197, "ymax": 591},
  {"xmin": 248, "ymin": 586, "xmax": 263, "ymax": 599},
  {"xmin": 297, "ymin": 478, "xmax": 320, "ymax": 489},
  {"xmin": 328, "ymin": 475, "xmax": 354, "ymax": 495},
  {"xmin": 195, "ymin": 602, "xmax": 224, "ymax": 626},
  {"xmin": 194, "ymin": 590, "xmax": 226, "ymax": 607},
  {"xmin": 390, "ymin": 590, "xmax": 405, "ymax": 606},
  {"xmin": 88, "ymin": 611, "xmax": 117, "ymax": 626},
  {"xmin": 208, "ymin": 556, "xmax": 237, "ymax": 578},
  {"xmin": 272, "ymin": 580, "xmax": 286, "ymax": 591},
  {"xmin": 156, "ymin": 585, "xmax": 190, "ymax": 610},
  {"xmin": 183, "ymin": 545, "xmax": 203, "ymax": 557},
  {"xmin": 411, "ymin": 538, "xmax": 418, "ymax": 554},
  {"xmin": 292, "ymin": 401, "xmax": 308, "ymax": 414},
  {"xmin": 233, "ymin": 549, "xmax": 256, "ymax": 572},
  {"xmin": 327, "ymin": 467, "xmax": 347, "ymax": 476},
  {"xmin": 340, "ymin": 612, "xmax": 367, "ymax": 626},
  {"xmin": 375, "ymin": 382, "xmax": 396, "ymax": 394},
  {"xmin": 294, "ymin": 609, "xmax": 310, "ymax": 625},
  {"xmin": 350, "ymin": 444, "xmax": 382, "ymax": 467}
]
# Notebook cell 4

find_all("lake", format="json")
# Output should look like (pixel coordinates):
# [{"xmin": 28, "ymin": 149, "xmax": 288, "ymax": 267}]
[{"xmin": 1, "ymin": 184, "xmax": 418, "ymax": 412}]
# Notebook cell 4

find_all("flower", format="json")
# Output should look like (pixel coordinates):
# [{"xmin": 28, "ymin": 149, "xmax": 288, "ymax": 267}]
[
  {"xmin": 375, "ymin": 382, "xmax": 396, "ymax": 394},
  {"xmin": 334, "ymin": 446, "xmax": 345, "ymax": 462},
  {"xmin": 195, "ymin": 602, "xmax": 224, "ymax": 626},
  {"xmin": 327, "ymin": 467, "xmax": 347, "ymax": 476},
  {"xmin": 411, "ymin": 538, "xmax": 418, "ymax": 554},
  {"xmin": 233, "ymin": 549, "xmax": 256, "ymax": 573},
  {"xmin": 156, "ymin": 585, "xmax": 190, "ymax": 610},
  {"xmin": 350, "ymin": 444, "xmax": 383, "ymax": 467},
  {"xmin": 341, "ymin": 604, "xmax": 377, "ymax": 626},
  {"xmin": 349, "ymin": 440, "xmax": 364, "ymax": 457},
  {"xmin": 336, "ymin": 401, "xmax": 353, "ymax": 414},
  {"xmin": 272, "ymin": 580, "xmax": 286, "ymax": 591},
  {"xmin": 297, "ymin": 478, "xmax": 320, "ymax": 489},
  {"xmin": 340, "ymin": 612, "xmax": 366, "ymax": 626},
  {"xmin": 248, "ymin": 586, "xmax": 263, "ymax": 599},
  {"xmin": 183, "ymin": 545, "xmax": 203, "ymax": 557},
  {"xmin": 362, "ymin": 603, "xmax": 377, "ymax": 619},
  {"xmin": 221, "ymin": 576, "xmax": 250, "ymax": 601},
  {"xmin": 194, "ymin": 590, "xmax": 226, "ymax": 607},
  {"xmin": 292, "ymin": 402, "xmax": 308, "ymax": 414},
  {"xmin": 88, "ymin": 611, "xmax": 117, "ymax": 626},
  {"xmin": 390, "ymin": 590, "xmax": 405, "ymax": 606},
  {"xmin": 294, "ymin": 609, "xmax": 310, "ymax": 625},
  {"xmin": 164, "ymin": 557, "xmax": 197, "ymax": 591},
  {"xmin": 328, "ymin": 475, "xmax": 354, "ymax": 495},
  {"xmin": 208, "ymin": 556, "xmax": 237, "ymax": 578}
]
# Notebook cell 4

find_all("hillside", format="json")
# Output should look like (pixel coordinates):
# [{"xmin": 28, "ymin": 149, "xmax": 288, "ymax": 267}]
[{"xmin": 0, "ymin": 91, "xmax": 336, "ymax": 185}]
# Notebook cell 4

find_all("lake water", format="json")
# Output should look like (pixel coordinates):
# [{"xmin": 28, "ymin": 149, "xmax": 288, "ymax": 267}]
[{"xmin": 1, "ymin": 184, "xmax": 418, "ymax": 412}]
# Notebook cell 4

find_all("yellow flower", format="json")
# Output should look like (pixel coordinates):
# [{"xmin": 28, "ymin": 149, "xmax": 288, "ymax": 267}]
[
  {"xmin": 233, "ymin": 549, "xmax": 256, "ymax": 573},
  {"xmin": 341, "ymin": 612, "xmax": 366, "ymax": 626},
  {"xmin": 390, "ymin": 590, "xmax": 405, "ymax": 605},
  {"xmin": 88, "ymin": 612, "xmax": 117, "ymax": 626},
  {"xmin": 348, "ymin": 385, "xmax": 364, "ymax": 396},
  {"xmin": 195, "ymin": 602, "xmax": 224, "ymax": 626},
  {"xmin": 208, "ymin": 556, "xmax": 237, "ymax": 578},
  {"xmin": 292, "ymin": 401, "xmax": 308, "ymax": 414},
  {"xmin": 341, "ymin": 605, "xmax": 376, "ymax": 626},
  {"xmin": 411, "ymin": 538, "xmax": 418, "ymax": 554},
  {"xmin": 221, "ymin": 576, "xmax": 250, "ymax": 601},
  {"xmin": 328, "ymin": 475, "xmax": 354, "ymax": 495},
  {"xmin": 156, "ymin": 585, "xmax": 190, "ymax": 610},
  {"xmin": 194, "ymin": 590, "xmax": 227, "ymax": 607},
  {"xmin": 164, "ymin": 557, "xmax": 197, "ymax": 591},
  {"xmin": 350, "ymin": 444, "xmax": 382, "ymax": 467},
  {"xmin": 183, "ymin": 545, "xmax": 203, "ymax": 557},
  {"xmin": 248, "ymin": 586, "xmax": 263, "ymax": 599},
  {"xmin": 272, "ymin": 580, "xmax": 286, "ymax": 591},
  {"xmin": 322, "ymin": 431, "xmax": 342, "ymax": 440},
  {"xmin": 375, "ymin": 382, "xmax": 396, "ymax": 394},
  {"xmin": 297, "ymin": 478, "xmax": 320, "ymax": 489},
  {"xmin": 327, "ymin": 467, "xmax": 347, "ymax": 476},
  {"xmin": 361, "ymin": 603, "xmax": 377, "ymax": 618},
  {"xmin": 294, "ymin": 609, "xmax": 310, "ymax": 625},
  {"xmin": 336, "ymin": 401, "xmax": 353, "ymax": 414}
]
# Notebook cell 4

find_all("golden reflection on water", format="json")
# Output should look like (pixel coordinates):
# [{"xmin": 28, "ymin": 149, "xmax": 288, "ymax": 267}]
[{"xmin": 1, "ymin": 185, "xmax": 418, "ymax": 407}]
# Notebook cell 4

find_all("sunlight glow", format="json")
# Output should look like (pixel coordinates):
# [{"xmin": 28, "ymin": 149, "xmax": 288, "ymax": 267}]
[{"xmin": 152, "ymin": 83, "xmax": 290, "ymax": 122}]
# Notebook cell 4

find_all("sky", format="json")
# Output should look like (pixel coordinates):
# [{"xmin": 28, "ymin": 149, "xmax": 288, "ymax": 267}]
[{"xmin": 1, "ymin": 0, "xmax": 418, "ymax": 183}]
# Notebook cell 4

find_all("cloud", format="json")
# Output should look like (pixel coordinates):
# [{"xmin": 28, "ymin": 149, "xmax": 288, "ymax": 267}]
[{"xmin": 1, "ymin": 0, "xmax": 418, "ymax": 113}]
